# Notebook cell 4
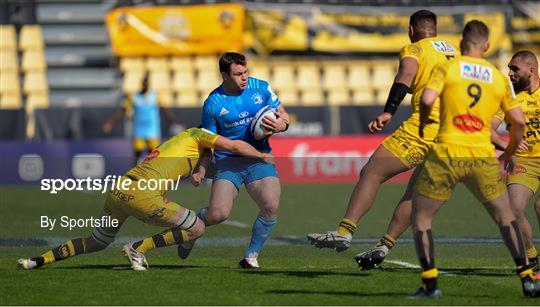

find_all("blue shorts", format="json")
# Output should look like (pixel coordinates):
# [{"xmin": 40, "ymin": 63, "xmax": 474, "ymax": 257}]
[{"xmin": 214, "ymin": 157, "xmax": 279, "ymax": 191}]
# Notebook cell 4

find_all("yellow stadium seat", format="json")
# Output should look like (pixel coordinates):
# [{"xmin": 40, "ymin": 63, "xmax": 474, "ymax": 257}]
[
  {"xmin": 0, "ymin": 51, "xmax": 18, "ymax": 73},
  {"xmin": 300, "ymin": 89, "xmax": 324, "ymax": 106},
  {"xmin": 22, "ymin": 50, "xmax": 47, "ymax": 72},
  {"xmin": 19, "ymin": 25, "xmax": 44, "ymax": 50},
  {"xmin": 119, "ymin": 57, "xmax": 145, "ymax": 73},
  {"xmin": 297, "ymin": 64, "xmax": 321, "ymax": 90},
  {"xmin": 157, "ymin": 91, "xmax": 173, "ymax": 107},
  {"xmin": 149, "ymin": 71, "xmax": 171, "ymax": 92},
  {"xmin": 249, "ymin": 63, "xmax": 270, "ymax": 81},
  {"xmin": 0, "ymin": 25, "xmax": 17, "ymax": 52},
  {"xmin": 375, "ymin": 88, "xmax": 391, "ymax": 105},
  {"xmin": 1, "ymin": 72, "xmax": 20, "ymax": 94},
  {"xmin": 172, "ymin": 70, "xmax": 195, "ymax": 93},
  {"xmin": 196, "ymin": 70, "xmax": 220, "ymax": 93},
  {"xmin": 23, "ymin": 72, "xmax": 48, "ymax": 94},
  {"xmin": 0, "ymin": 93, "xmax": 22, "ymax": 109},
  {"xmin": 122, "ymin": 71, "xmax": 144, "ymax": 94},
  {"xmin": 327, "ymin": 88, "xmax": 350, "ymax": 106},
  {"xmin": 276, "ymin": 88, "xmax": 299, "ymax": 106},
  {"xmin": 27, "ymin": 92, "xmax": 49, "ymax": 109},
  {"xmin": 348, "ymin": 63, "xmax": 371, "ymax": 91},
  {"xmin": 402, "ymin": 93, "xmax": 412, "ymax": 105},
  {"xmin": 352, "ymin": 89, "xmax": 375, "ymax": 105},
  {"xmin": 372, "ymin": 62, "xmax": 395, "ymax": 91},
  {"xmin": 170, "ymin": 57, "xmax": 194, "ymax": 72},
  {"xmin": 145, "ymin": 57, "xmax": 168, "ymax": 72},
  {"xmin": 322, "ymin": 64, "xmax": 347, "ymax": 90},
  {"xmin": 194, "ymin": 55, "xmax": 217, "ymax": 71},
  {"xmin": 271, "ymin": 66, "xmax": 295, "ymax": 92},
  {"xmin": 176, "ymin": 90, "xmax": 200, "ymax": 107}
]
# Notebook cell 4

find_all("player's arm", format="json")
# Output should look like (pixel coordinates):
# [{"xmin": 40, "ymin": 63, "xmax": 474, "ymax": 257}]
[
  {"xmin": 419, "ymin": 88, "xmax": 438, "ymax": 138},
  {"xmin": 191, "ymin": 148, "xmax": 213, "ymax": 187},
  {"xmin": 102, "ymin": 98, "xmax": 129, "ymax": 134},
  {"xmin": 262, "ymin": 104, "xmax": 289, "ymax": 133},
  {"xmin": 501, "ymin": 107, "xmax": 526, "ymax": 160},
  {"xmin": 213, "ymin": 136, "xmax": 273, "ymax": 163},
  {"xmin": 368, "ymin": 57, "xmax": 418, "ymax": 133},
  {"xmin": 490, "ymin": 116, "xmax": 507, "ymax": 151}
]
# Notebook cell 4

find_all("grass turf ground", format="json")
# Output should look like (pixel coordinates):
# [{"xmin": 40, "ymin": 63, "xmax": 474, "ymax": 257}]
[{"xmin": 1, "ymin": 184, "xmax": 539, "ymax": 305}]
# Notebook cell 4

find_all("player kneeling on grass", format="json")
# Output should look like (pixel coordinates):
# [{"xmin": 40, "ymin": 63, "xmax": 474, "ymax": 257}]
[{"xmin": 17, "ymin": 127, "xmax": 273, "ymax": 271}]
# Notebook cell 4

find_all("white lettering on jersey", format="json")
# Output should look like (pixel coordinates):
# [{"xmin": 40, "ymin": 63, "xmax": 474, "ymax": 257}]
[
  {"xmin": 218, "ymin": 107, "xmax": 229, "ymax": 117},
  {"xmin": 431, "ymin": 41, "xmax": 457, "ymax": 54},
  {"xmin": 267, "ymin": 85, "xmax": 278, "ymax": 102},
  {"xmin": 460, "ymin": 62, "xmax": 493, "ymax": 83}
]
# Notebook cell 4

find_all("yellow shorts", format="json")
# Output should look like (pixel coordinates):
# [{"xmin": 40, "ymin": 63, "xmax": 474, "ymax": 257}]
[
  {"xmin": 133, "ymin": 138, "xmax": 160, "ymax": 152},
  {"xmin": 382, "ymin": 126, "xmax": 433, "ymax": 169},
  {"xmin": 103, "ymin": 177, "xmax": 185, "ymax": 227},
  {"xmin": 507, "ymin": 156, "xmax": 540, "ymax": 193},
  {"xmin": 415, "ymin": 144, "xmax": 506, "ymax": 203}
]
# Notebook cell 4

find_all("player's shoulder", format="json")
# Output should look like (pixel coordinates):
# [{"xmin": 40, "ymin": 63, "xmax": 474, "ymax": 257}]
[
  {"xmin": 247, "ymin": 76, "xmax": 270, "ymax": 89},
  {"xmin": 203, "ymin": 87, "xmax": 227, "ymax": 108}
]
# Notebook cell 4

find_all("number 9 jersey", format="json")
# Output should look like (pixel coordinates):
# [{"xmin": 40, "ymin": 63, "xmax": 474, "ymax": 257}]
[{"xmin": 426, "ymin": 55, "xmax": 520, "ymax": 147}]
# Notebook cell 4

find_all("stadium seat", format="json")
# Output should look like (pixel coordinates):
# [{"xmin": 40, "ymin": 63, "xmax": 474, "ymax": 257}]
[
  {"xmin": 23, "ymin": 72, "xmax": 48, "ymax": 94},
  {"xmin": 322, "ymin": 64, "xmax": 347, "ymax": 90},
  {"xmin": 170, "ymin": 57, "xmax": 194, "ymax": 72},
  {"xmin": 194, "ymin": 55, "xmax": 217, "ymax": 71},
  {"xmin": 122, "ymin": 71, "xmax": 144, "ymax": 95},
  {"xmin": 372, "ymin": 62, "xmax": 395, "ymax": 91},
  {"xmin": 271, "ymin": 65, "xmax": 296, "ymax": 92},
  {"xmin": 351, "ymin": 89, "xmax": 375, "ymax": 105},
  {"xmin": 347, "ymin": 63, "xmax": 371, "ymax": 91},
  {"xmin": 402, "ymin": 94, "xmax": 412, "ymax": 105},
  {"xmin": 196, "ymin": 70, "xmax": 220, "ymax": 93},
  {"xmin": 21, "ymin": 50, "xmax": 47, "ymax": 72},
  {"xmin": 119, "ymin": 57, "xmax": 145, "ymax": 73},
  {"xmin": 0, "ymin": 25, "xmax": 17, "ymax": 52},
  {"xmin": 249, "ymin": 63, "xmax": 270, "ymax": 81},
  {"xmin": 27, "ymin": 92, "xmax": 49, "ymax": 109},
  {"xmin": 149, "ymin": 71, "xmax": 171, "ymax": 92},
  {"xmin": 172, "ymin": 69, "xmax": 195, "ymax": 92},
  {"xmin": 327, "ymin": 88, "xmax": 350, "ymax": 106},
  {"xmin": 300, "ymin": 89, "xmax": 324, "ymax": 106},
  {"xmin": 0, "ymin": 51, "xmax": 18, "ymax": 73},
  {"xmin": 276, "ymin": 88, "xmax": 299, "ymax": 106},
  {"xmin": 0, "ymin": 93, "xmax": 22, "ymax": 109},
  {"xmin": 19, "ymin": 25, "xmax": 44, "ymax": 50},
  {"xmin": 145, "ymin": 57, "xmax": 168, "ymax": 72},
  {"xmin": 0, "ymin": 72, "xmax": 20, "ymax": 94},
  {"xmin": 157, "ymin": 91, "xmax": 173, "ymax": 107},
  {"xmin": 297, "ymin": 64, "xmax": 321, "ymax": 90},
  {"xmin": 375, "ymin": 88, "xmax": 391, "ymax": 105},
  {"xmin": 176, "ymin": 89, "xmax": 200, "ymax": 107}
]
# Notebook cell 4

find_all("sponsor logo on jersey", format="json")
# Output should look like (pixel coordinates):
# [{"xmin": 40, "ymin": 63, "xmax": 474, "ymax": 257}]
[
  {"xmin": 224, "ymin": 117, "xmax": 254, "ymax": 129},
  {"xmin": 219, "ymin": 107, "xmax": 229, "ymax": 116},
  {"xmin": 143, "ymin": 150, "xmax": 160, "ymax": 162},
  {"xmin": 239, "ymin": 111, "xmax": 249, "ymax": 118},
  {"xmin": 252, "ymin": 93, "xmax": 263, "ymax": 104},
  {"xmin": 514, "ymin": 164, "xmax": 527, "ymax": 174},
  {"xmin": 453, "ymin": 114, "xmax": 484, "ymax": 132},
  {"xmin": 431, "ymin": 41, "xmax": 457, "ymax": 54},
  {"xmin": 460, "ymin": 62, "xmax": 493, "ymax": 83}
]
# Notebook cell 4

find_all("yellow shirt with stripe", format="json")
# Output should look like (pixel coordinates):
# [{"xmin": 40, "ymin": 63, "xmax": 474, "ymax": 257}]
[
  {"xmin": 125, "ymin": 127, "xmax": 219, "ymax": 195},
  {"xmin": 494, "ymin": 86, "xmax": 540, "ymax": 157},
  {"xmin": 399, "ymin": 37, "xmax": 459, "ymax": 140},
  {"xmin": 426, "ymin": 56, "xmax": 519, "ymax": 151}
]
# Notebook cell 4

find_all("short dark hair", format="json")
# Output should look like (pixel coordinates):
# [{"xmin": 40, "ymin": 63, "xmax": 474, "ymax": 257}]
[
  {"xmin": 462, "ymin": 20, "xmax": 489, "ymax": 46},
  {"xmin": 219, "ymin": 52, "xmax": 247, "ymax": 73},
  {"xmin": 512, "ymin": 50, "xmax": 538, "ymax": 69},
  {"xmin": 409, "ymin": 10, "xmax": 437, "ymax": 27}
]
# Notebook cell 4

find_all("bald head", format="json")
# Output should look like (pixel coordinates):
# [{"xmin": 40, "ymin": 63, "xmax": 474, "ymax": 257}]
[
  {"xmin": 508, "ymin": 50, "xmax": 539, "ymax": 93},
  {"xmin": 408, "ymin": 10, "xmax": 437, "ymax": 42},
  {"xmin": 460, "ymin": 20, "xmax": 489, "ymax": 54}
]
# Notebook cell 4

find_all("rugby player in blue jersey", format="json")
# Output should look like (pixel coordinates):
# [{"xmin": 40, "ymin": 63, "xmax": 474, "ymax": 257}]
[{"xmin": 183, "ymin": 52, "xmax": 290, "ymax": 268}]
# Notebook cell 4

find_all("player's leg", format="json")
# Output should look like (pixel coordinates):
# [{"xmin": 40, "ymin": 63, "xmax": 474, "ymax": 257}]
[
  {"xmin": 355, "ymin": 165, "xmax": 422, "ymax": 270},
  {"xmin": 242, "ymin": 175, "xmax": 280, "ymax": 268},
  {"xmin": 410, "ymin": 193, "xmax": 444, "ymax": 299},
  {"xmin": 133, "ymin": 138, "xmax": 145, "ymax": 165},
  {"xmin": 308, "ymin": 144, "xmax": 411, "ymax": 251},
  {"xmin": 508, "ymin": 183, "xmax": 538, "ymax": 270},
  {"xmin": 18, "ymin": 211, "xmax": 124, "ymax": 270},
  {"xmin": 481, "ymin": 192, "xmax": 540, "ymax": 296}
]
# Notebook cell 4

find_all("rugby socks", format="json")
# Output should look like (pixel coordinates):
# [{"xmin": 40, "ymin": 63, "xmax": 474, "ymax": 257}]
[
  {"xmin": 337, "ymin": 218, "xmax": 357, "ymax": 236},
  {"xmin": 133, "ymin": 228, "xmax": 189, "ymax": 254},
  {"xmin": 33, "ymin": 238, "xmax": 88, "ymax": 267},
  {"xmin": 526, "ymin": 246, "xmax": 538, "ymax": 261},
  {"xmin": 244, "ymin": 215, "xmax": 277, "ymax": 259},
  {"xmin": 421, "ymin": 268, "xmax": 439, "ymax": 292},
  {"xmin": 414, "ymin": 229, "xmax": 438, "ymax": 291},
  {"xmin": 499, "ymin": 221, "xmax": 527, "ymax": 268},
  {"xmin": 197, "ymin": 208, "xmax": 208, "ymax": 226},
  {"xmin": 377, "ymin": 234, "xmax": 396, "ymax": 249}
]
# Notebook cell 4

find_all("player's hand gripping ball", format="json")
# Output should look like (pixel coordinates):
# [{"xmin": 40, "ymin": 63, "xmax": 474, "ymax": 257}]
[{"xmin": 250, "ymin": 106, "xmax": 278, "ymax": 140}]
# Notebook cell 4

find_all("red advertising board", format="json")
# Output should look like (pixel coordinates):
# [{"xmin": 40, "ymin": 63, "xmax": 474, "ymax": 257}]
[{"xmin": 270, "ymin": 135, "xmax": 413, "ymax": 184}]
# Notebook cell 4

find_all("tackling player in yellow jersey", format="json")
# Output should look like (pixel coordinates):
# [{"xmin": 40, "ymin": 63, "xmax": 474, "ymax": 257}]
[
  {"xmin": 412, "ymin": 20, "xmax": 539, "ymax": 298},
  {"xmin": 17, "ymin": 128, "xmax": 272, "ymax": 271},
  {"xmin": 491, "ymin": 51, "xmax": 540, "ymax": 274},
  {"xmin": 308, "ymin": 10, "xmax": 458, "ymax": 269}
]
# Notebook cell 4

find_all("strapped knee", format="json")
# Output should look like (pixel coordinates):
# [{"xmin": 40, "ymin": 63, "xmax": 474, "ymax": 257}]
[{"xmin": 175, "ymin": 209, "xmax": 197, "ymax": 230}]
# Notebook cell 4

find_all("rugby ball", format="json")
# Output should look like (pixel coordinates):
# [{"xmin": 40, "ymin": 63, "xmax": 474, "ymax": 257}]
[{"xmin": 250, "ymin": 106, "xmax": 277, "ymax": 140}]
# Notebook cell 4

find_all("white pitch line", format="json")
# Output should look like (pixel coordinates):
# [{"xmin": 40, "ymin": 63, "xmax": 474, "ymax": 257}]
[
  {"xmin": 222, "ymin": 220, "xmax": 249, "ymax": 229},
  {"xmin": 386, "ymin": 260, "xmax": 455, "ymax": 276}
]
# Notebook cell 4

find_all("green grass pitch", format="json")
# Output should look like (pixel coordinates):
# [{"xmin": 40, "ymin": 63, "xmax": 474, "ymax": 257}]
[{"xmin": 1, "ymin": 184, "xmax": 539, "ymax": 305}]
